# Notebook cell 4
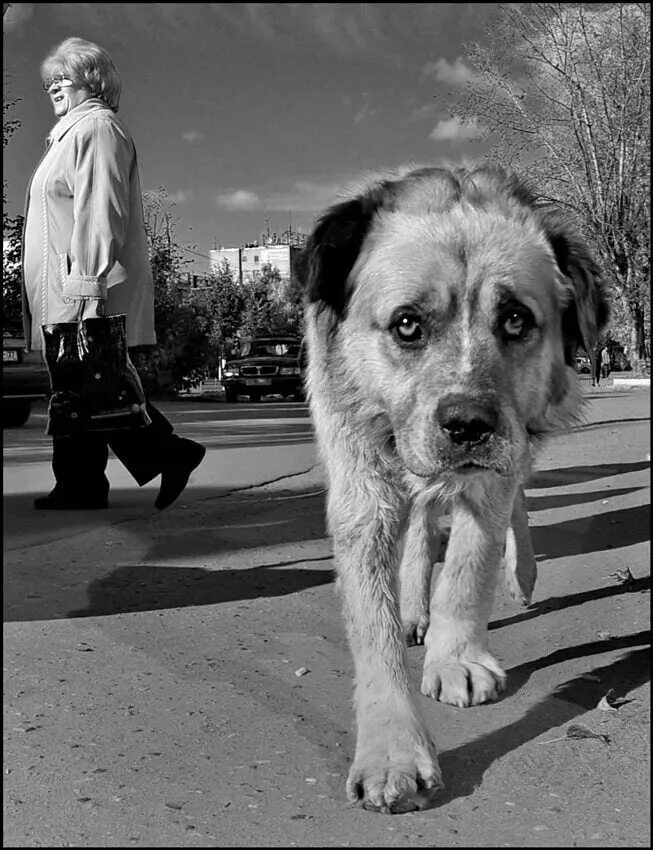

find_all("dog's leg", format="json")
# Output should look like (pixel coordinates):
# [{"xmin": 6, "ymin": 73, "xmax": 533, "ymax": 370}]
[
  {"xmin": 503, "ymin": 485, "xmax": 537, "ymax": 606},
  {"xmin": 399, "ymin": 497, "xmax": 440, "ymax": 646},
  {"xmin": 421, "ymin": 478, "xmax": 517, "ymax": 707},
  {"xmin": 327, "ymin": 463, "xmax": 443, "ymax": 813}
]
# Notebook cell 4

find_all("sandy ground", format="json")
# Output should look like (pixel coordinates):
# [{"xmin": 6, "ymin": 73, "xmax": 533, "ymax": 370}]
[{"xmin": 3, "ymin": 384, "xmax": 650, "ymax": 848}]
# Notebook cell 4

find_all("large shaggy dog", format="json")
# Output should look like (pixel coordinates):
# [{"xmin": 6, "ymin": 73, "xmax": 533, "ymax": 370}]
[{"xmin": 295, "ymin": 165, "xmax": 608, "ymax": 814}]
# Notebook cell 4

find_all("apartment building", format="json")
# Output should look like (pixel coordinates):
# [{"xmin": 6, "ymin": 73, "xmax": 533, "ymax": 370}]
[{"xmin": 209, "ymin": 240, "xmax": 304, "ymax": 285}]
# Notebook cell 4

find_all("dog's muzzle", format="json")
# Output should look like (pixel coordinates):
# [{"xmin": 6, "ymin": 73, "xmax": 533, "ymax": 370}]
[{"xmin": 436, "ymin": 395, "xmax": 498, "ymax": 448}]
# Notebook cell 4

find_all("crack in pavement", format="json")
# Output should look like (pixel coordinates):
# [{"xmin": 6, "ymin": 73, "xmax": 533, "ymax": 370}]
[{"xmin": 198, "ymin": 462, "xmax": 322, "ymax": 502}]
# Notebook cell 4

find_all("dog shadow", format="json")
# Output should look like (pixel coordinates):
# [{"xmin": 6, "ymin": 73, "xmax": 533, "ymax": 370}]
[
  {"xmin": 529, "ymin": 503, "xmax": 649, "ymax": 560},
  {"xmin": 525, "ymin": 485, "xmax": 643, "ymax": 511},
  {"xmin": 436, "ymin": 633, "xmax": 650, "ymax": 806},
  {"xmin": 526, "ymin": 460, "xmax": 649, "ymax": 489},
  {"xmin": 489, "ymin": 575, "xmax": 650, "ymax": 632}
]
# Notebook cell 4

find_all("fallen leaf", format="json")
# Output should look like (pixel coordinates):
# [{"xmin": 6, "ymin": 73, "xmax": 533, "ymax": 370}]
[
  {"xmin": 566, "ymin": 723, "xmax": 610, "ymax": 744},
  {"xmin": 597, "ymin": 689, "xmax": 618, "ymax": 711},
  {"xmin": 537, "ymin": 723, "xmax": 611, "ymax": 746},
  {"xmin": 609, "ymin": 567, "xmax": 635, "ymax": 586}
]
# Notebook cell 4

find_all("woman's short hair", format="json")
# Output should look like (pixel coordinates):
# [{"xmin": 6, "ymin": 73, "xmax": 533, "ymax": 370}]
[{"xmin": 41, "ymin": 37, "xmax": 122, "ymax": 112}]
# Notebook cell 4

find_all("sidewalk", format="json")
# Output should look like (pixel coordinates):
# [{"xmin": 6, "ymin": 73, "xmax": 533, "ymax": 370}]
[{"xmin": 3, "ymin": 386, "xmax": 650, "ymax": 847}]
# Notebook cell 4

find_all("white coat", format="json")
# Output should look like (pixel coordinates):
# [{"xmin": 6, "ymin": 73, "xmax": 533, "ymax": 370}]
[{"xmin": 21, "ymin": 98, "xmax": 156, "ymax": 351}]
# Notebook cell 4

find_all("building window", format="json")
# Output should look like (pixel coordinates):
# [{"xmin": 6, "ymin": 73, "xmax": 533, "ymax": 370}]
[
  {"xmin": 254, "ymin": 255, "xmax": 259, "ymax": 263},
  {"xmin": 242, "ymin": 254, "xmax": 247, "ymax": 262}
]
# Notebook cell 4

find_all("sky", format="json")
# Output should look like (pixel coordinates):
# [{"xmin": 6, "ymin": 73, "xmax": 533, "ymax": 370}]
[{"xmin": 3, "ymin": 3, "xmax": 495, "ymax": 274}]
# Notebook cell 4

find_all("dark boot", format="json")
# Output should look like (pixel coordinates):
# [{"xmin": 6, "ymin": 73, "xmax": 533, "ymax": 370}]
[
  {"xmin": 154, "ymin": 438, "xmax": 206, "ymax": 510},
  {"xmin": 107, "ymin": 403, "xmax": 206, "ymax": 509},
  {"xmin": 35, "ymin": 434, "xmax": 110, "ymax": 509},
  {"xmin": 34, "ymin": 489, "xmax": 109, "ymax": 510}
]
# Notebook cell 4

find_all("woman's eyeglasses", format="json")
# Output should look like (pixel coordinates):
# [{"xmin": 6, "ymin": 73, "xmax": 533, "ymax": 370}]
[{"xmin": 42, "ymin": 75, "xmax": 75, "ymax": 92}]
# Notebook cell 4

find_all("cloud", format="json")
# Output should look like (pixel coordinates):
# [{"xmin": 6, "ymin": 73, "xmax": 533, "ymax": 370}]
[
  {"xmin": 216, "ymin": 190, "xmax": 263, "ymax": 211},
  {"xmin": 410, "ymin": 102, "xmax": 438, "ymax": 122},
  {"xmin": 167, "ymin": 190, "xmax": 190, "ymax": 205},
  {"xmin": 422, "ymin": 56, "xmax": 477, "ymax": 86},
  {"xmin": 308, "ymin": 3, "xmax": 385, "ymax": 53},
  {"xmin": 213, "ymin": 6, "xmax": 492, "ymax": 60},
  {"xmin": 429, "ymin": 116, "xmax": 483, "ymax": 142},
  {"xmin": 266, "ymin": 180, "xmax": 342, "ymax": 212},
  {"xmin": 211, "ymin": 3, "xmax": 388, "ymax": 55},
  {"xmin": 181, "ymin": 130, "xmax": 206, "ymax": 144},
  {"xmin": 216, "ymin": 179, "xmax": 344, "ymax": 213},
  {"xmin": 352, "ymin": 92, "xmax": 376, "ymax": 125}
]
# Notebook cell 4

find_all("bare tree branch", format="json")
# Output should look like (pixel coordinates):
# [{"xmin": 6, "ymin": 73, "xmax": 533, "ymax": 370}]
[{"xmin": 446, "ymin": 2, "xmax": 650, "ymax": 367}]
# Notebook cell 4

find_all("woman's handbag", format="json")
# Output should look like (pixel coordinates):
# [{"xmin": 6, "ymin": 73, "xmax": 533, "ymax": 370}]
[{"xmin": 41, "ymin": 312, "xmax": 152, "ymax": 437}]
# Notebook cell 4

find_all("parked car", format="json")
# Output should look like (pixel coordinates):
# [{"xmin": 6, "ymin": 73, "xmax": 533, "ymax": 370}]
[
  {"xmin": 2, "ymin": 329, "xmax": 50, "ymax": 427},
  {"xmin": 575, "ymin": 354, "xmax": 591, "ymax": 374},
  {"xmin": 222, "ymin": 335, "xmax": 305, "ymax": 403}
]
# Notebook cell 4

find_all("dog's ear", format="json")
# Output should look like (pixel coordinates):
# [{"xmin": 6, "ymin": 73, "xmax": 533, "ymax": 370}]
[
  {"xmin": 294, "ymin": 181, "xmax": 398, "ymax": 317},
  {"xmin": 543, "ymin": 216, "xmax": 609, "ymax": 365}
]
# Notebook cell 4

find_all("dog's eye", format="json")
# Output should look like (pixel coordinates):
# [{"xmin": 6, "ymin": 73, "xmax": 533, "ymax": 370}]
[
  {"xmin": 391, "ymin": 314, "xmax": 423, "ymax": 345},
  {"xmin": 504, "ymin": 312, "xmax": 525, "ymax": 337},
  {"xmin": 502, "ymin": 308, "xmax": 534, "ymax": 340}
]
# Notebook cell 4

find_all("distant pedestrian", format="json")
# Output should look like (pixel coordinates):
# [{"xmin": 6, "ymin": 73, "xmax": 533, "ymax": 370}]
[
  {"xmin": 22, "ymin": 37, "xmax": 206, "ymax": 510},
  {"xmin": 601, "ymin": 346, "xmax": 611, "ymax": 379},
  {"xmin": 592, "ymin": 346, "xmax": 603, "ymax": 387}
]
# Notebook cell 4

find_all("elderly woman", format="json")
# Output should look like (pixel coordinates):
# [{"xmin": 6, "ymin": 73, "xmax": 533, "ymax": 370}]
[{"xmin": 23, "ymin": 37, "xmax": 205, "ymax": 510}]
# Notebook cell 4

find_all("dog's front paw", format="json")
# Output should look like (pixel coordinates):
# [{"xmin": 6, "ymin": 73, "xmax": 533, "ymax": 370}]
[
  {"xmin": 421, "ymin": 649, "xmax": 506, "ymax": 706},
  {"xmin": 346, "ymin": 723, "xmax": 443, "ymax": 814}
]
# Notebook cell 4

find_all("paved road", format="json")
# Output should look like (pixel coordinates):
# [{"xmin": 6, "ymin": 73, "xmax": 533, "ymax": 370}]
[
  {"xmin": 3, "ymin": 397, "xmax": 317, "ymax": 552},
  {"xmin": 3, "ymin": 382, "xmax": 650, "ymax": 847},
  {"xmin": 3, "ymin": 396, "xmax": 314, "ymax": 461}
]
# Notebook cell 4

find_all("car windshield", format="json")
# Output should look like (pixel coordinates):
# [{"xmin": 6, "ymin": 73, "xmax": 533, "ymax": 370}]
[{"xmin": 240, "ymin": 341, "xmax": 299, "ymax": 358}]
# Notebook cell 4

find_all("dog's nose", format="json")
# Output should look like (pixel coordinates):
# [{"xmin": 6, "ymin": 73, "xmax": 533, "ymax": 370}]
[{"xmin": 437, "ymin": 397, "xmax": 498, "ymax": 446}]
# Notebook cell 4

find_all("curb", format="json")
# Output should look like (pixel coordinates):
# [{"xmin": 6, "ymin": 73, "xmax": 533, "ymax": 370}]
[{"xmin": 613, "ymin": 377, "xmax": 651, "ymax": 387}]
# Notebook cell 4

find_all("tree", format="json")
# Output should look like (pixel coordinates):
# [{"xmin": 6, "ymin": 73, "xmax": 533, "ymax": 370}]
[
  {"xmin": 185, "ymin": 259, "xmax": 246, "ymax": 369},
  {"xmin": 448, "ymin": 3, "xmax": 650, "ymax": 372},
  {"xmin": 238, "ymin": 264, "xmax": 303, "ymax": 338},
  {"xmin": 132, "ymin": 188, "xmax": 209, "ymax": 395},
  {"xmin": 194, "ymin": 258, "xmax": 246, "ymax": 346},
  {"xmin": 3, "ymin": 56, "xmax": 23, "ymax": 330},
  {"xmin": 2, "ymin": 213, "xmax": 23, "ymax": 329}
]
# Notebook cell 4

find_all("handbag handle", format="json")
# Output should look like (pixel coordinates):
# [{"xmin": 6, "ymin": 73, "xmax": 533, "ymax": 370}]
[{"xmin": 74, "ymin": 297, "xmax": 107, "ymax": 322}]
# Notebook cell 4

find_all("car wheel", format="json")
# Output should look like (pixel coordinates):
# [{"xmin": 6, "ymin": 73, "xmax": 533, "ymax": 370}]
[
  {"xmin": 3, "ymin": 399, "xmax": 32, "ymax": 427},
  {"xmin": 225, "ymin": 389, "xmax": 238, "ymax": 403},
  {"xmin": 249, "ymin": 390, "xmax": 262, "ymax": 403},
  {"xmin": 293, "ymin": 389, "xmax": 306, "ymax": 402}
]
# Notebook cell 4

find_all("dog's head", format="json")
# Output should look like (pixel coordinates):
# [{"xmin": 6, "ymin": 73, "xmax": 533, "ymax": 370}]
[{"xmin": 297, "ymin": 166, "xmax": 608, "ymax": 483}]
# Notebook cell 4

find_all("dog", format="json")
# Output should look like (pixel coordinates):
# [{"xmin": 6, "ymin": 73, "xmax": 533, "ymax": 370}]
[{"xmin": 295, "ymin": 165, "xmax": 608, "ymax": 814}]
